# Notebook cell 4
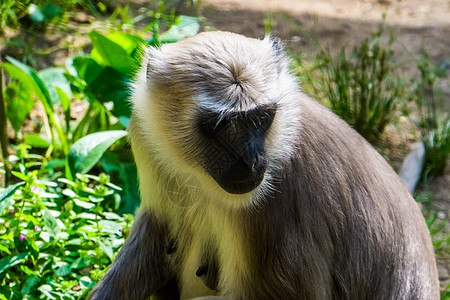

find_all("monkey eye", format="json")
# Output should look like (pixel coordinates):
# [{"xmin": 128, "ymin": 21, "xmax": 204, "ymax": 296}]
[
  {"xmin": 256, "ymin": 113, "xmax": 275, "ymax": 134},
  {"xmin": 249, "ymin": 108, "xmax": 276, "ymax": 136},
  {"xmin": 197, "ymin": 114, "xmax": 226, "ymax": 138}
]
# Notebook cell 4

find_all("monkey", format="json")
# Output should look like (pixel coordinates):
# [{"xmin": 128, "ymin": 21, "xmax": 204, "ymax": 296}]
[{"xmin": 88, "ymin": 31, "xmax": 439, "ymax": 300}]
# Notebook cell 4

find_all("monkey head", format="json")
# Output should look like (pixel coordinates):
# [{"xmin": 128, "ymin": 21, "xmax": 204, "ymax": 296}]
[{"xmin": 131, "ymin": 32, "xmax": 302, "ymax": 205}]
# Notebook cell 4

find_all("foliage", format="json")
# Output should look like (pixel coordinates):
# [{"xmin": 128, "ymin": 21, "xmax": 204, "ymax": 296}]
[
  {"xmin": 294, "ymin": 22, "xmax": 404, "ymax": 143},
  {"xmin": 1, "ymin": 1, "xmax": 62, "ymax": 32},
  {"xmin": 0, "ymin": 146, "xmax": 132, "ymax": 299},
  {"xmin": 411, "ymin": 54, "xmax": 450, "ymax": 180}
]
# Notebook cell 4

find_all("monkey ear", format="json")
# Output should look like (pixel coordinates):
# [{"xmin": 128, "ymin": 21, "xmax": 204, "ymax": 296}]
[
  {"xmin": 264, "ymin": 35, "xmax": 284, "ymax": 58},
  {"xmin": 264, "ymin": 36, "xmax": 286, "ymax": 74}
]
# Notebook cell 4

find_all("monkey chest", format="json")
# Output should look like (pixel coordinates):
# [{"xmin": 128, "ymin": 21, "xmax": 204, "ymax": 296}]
[{"xmin": 170, "ymin": 209, "xmax": 247, "ymax": 298}]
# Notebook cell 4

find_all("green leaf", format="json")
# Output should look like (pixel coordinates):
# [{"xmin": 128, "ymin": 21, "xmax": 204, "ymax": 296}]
[
  {"xmin": 10, "ymin": 170, "xmax": 28, "ymax": 181},
  {"xmin": 0, "ymin": 251, "xmax": 30, "ymax": 274},
  {"xmin": 0, "ymin": 244, "xmax": 11, "ymax": 255},
  {"xmin": 160, "ymin": 16, "xmax": 200, "ymax": 44},
  {"xmin": 38, "ymin": 284, "xmax": 55, "ymax": 299},
  {"xmin": 28, "ymin": 4, "xmax": 45, "ymax": 23},
  {"xmin": 73, "ymin": 199, "xmax": 95, "ymax": 209},
  {"xmin": 106, "ymin": 32, "xmax": 145, "ymax": 55},
  {"xmin": 0, "ymin": 196, "xmax": 14, "ymax": 217},
  {"xmin": 40, "ymin": 231, "xmax": 50, "ymax": 243},
  {"xmin": 24, "ymin": 133, "xmax": 51, "ymax": 148},
  {"xmin": 21, "ymin": 276, "xmax": 39, "ymax": 294},
  {"xmin": 71, "ymin": 255, "xmax": 94, "ymax": 269},
  {"xmin": 53, "ymin": 262, "xmax": 72, "ymax": 277},
  {"xmin": 39, "ymin": 67, "xmax": 72, "ymax": 106},
  {"xmin": 5, "ymin": 81, "xmax": 34, "ymax": 132},
  {"xmin": 89, "ymin": 30, "xmax": 136, "ymax": 75},
  {"xmin": 77, "ymin": 212, "xmax": 97, "ymax": 220},
  {"xmin": 69, "ymin": 130, "xmax": 128, "ymax": 175},
  {"xmin": 55, "ymin": 87, "xmax": 70, "ymax": 113},
  {"xmin": 80, "ymin": 276, "xmax": 96, "ymax": 289},
  {"xmin": 41, "ymin": 2, "xmax": 60, "ymax": 19},
  {"xmin": 44, "ymin": 209, "xmax": 61, "ymax": 238},
  {"xmin": 71, "ymin": 55, "xmax": 102, "ymax": 85},
  {"xmin": 98, "ymin": 240, "xmax": 114, "ymax": 260},
  {"xmin": 103, "ymin": 212, "xmax": 121, "ymax": 220},
  {"xmin": 0, "ymin": 182, "xmax": 24, "ymax": 214},
  {"xmin": 5, "ymin": 57, "xmax": 53, "ymax": 113},
  {"xmin": 98, "ymin": 220, "xmax": 124, "ymax": 234}
]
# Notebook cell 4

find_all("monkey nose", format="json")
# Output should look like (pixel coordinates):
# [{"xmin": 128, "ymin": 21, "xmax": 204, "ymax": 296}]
[{"xmin": 242, "ymin": 138, "xmax": 266, "ymax": 172}]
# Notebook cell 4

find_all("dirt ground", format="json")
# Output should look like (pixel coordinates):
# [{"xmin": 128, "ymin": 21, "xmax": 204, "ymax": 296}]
[{"xmin": 1, "ymin": 0, "xmax": 449, "ymax": 293}]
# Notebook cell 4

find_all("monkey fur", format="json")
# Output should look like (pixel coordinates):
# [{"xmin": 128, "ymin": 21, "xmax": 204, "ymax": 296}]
[{"xmin": 88, "ymin": 32, "xmax": 439, "ymax": 300}]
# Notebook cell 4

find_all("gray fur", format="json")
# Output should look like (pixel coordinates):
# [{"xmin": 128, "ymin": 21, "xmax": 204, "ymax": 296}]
[{"xmin": 88, "ymin": 32, "xmax": 439, "ymax": 300}]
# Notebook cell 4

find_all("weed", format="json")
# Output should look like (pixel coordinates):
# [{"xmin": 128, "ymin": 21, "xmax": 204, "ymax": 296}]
[
  {"xmin": 300, "ymin": 23, "xmax": 404, "ymax": 143},
  {"xmin": 412, "ymin": 54, "xmax": 449, "ymax": 180}
]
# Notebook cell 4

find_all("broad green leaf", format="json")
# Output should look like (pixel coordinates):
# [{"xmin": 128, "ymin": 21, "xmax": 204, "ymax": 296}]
[
  {"xmin": 0, "ymin": 251, "xmax": 30, "ymax": 274},
  {"xmin": 0, "ymin": 182, "xmax": 24, "ymax": 214},
  {"xmin": 98, "ymin": 220, "xmax": 124, "ymax": 234},
  {"xmin": 160, "ymin": 16, "xmax": 200, "ymax": 44},
  {"xmin": 28, "ymin": 4, "xmax": 45, "ymax": 23},
  {"xmin": 53, "ymin": 262, "xmax": 72, "ymax": 277},
  {"xmin": 71, "ymin": 255, "xmax": 94, "ymax": 269},
  {"xmin": 24, "ymin": 133, "xmax": 51, "ymax": 148},
  {"xmin": 68, "ymin": 130, "xmax": 128, "ymax": 175},
  {"xmin": 43, "ymin": 208, "xmax": 61, "ymax": 238},
  {"xmin": 106, "ymin": 32, "xmax": 145, "ymax": 55},
  {"xmin": 80, "ymin": 276, "xmax": 96, "ymax": 289},
  {"xmin": 71, "ymin": 56, "xmax": 132, "ymax": 114},
  {"xmin": 103, "ymin": 212, "xmax": 121, "ymax": 220},
  {"xmin": 67, "ymin": 238, "xmax": 84, "ymax": 246},
  {"xmin": 98, "ymin": 240, "xmax": 114, "ymax": 260},
  {"xmin": 21, "ymin": 275, "xmax": 39, "ymax": 294},
  {"xmin": 71, "ymin": 55, "xmax": 102, "ymax": 85},
  {"xmin": 73, "ymin": 199, "xmax": 95, "ymax": 209},
  {"xmin": 0, "ymin": 245, "xmax": 11, "ymax": 255},
  {"xmin": 89, "ymin": 30, "xmax": 135, "ymax": 75},
  {"xmin": 41, "ymin": 2, "xmax": 60, "ymax": 19},
  {"xmin": 62, "ymin": 189, "xmax": 77, "ymax": 198},
  {"xmin": 38, "ymin": 284, "xmax": 55, "ymax": 299},
  {"xmin": 77, "ymin": 213, "xmax": 97, "ymax": 220},
  {"xmin": 40, "ymin": 231, "xmax": 50, "ymax": 243},
  {"xmin": 5, "ymin": 81, "xmax": 34, "ymax": 132},
  {"xmin": 38, "ymin": 67, "xmax": 72, "ymax": 106},
  {"xmin": 5, "ymin": 57, "xmax": 53, "ymax": 113}
]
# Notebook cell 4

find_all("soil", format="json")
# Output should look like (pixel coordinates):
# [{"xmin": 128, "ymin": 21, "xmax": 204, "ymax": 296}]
[{"xmin": 1, "ymin": 0, "xmax": 449, "ymax": 293}]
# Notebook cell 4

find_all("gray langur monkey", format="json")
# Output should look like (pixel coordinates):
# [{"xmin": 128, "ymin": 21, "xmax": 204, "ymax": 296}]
[{"xmin": 88, "ymin": 32, "xmax": 439, "ymax": 299}]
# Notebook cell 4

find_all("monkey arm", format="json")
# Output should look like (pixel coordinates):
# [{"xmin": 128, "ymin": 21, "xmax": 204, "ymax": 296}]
[{"xmin": 87, "ymin": 210, "xmax": 175, "ymax": 300}]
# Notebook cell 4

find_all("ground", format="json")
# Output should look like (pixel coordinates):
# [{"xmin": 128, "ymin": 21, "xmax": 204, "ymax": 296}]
[{"xmin": 1, "ymin": 0, "xmax": 449, "ymax": 293}]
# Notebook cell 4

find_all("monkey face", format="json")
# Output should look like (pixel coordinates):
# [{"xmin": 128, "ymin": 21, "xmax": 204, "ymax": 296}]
[
  {"xmin": 136, "ymin": 32, "xmax": 301, "ymax": 202},
  {"xmin": 195, "ymin": 104, "xmax": 276, "ymax": 194}
]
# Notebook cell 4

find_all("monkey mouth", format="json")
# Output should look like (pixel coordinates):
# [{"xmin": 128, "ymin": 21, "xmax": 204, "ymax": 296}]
[{"xmin": 215, "ymin": 171, "xmax": 265, "ymax": 195}]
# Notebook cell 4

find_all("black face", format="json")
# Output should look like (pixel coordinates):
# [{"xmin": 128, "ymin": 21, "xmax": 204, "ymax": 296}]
[{"xmin": 196, "ymin": 104, "xmax": 276, "ymax": 194}]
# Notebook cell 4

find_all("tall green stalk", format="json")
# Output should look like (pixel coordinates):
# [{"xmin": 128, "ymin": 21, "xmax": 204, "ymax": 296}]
[{"xmin": 0, "ymin": 57, "xmax": 8, "ymax": 187}]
